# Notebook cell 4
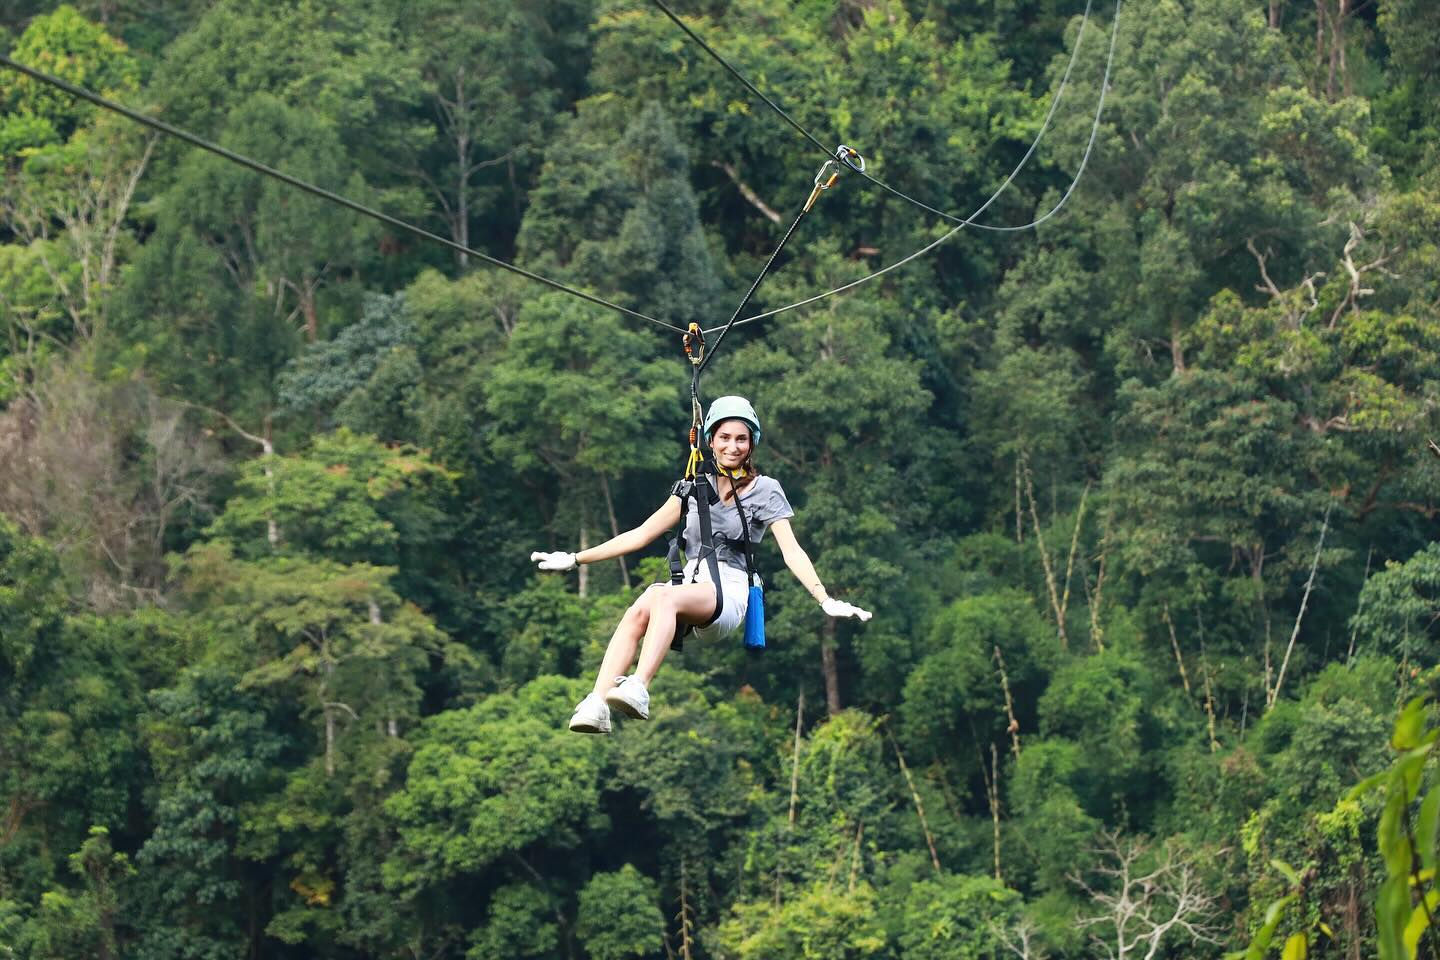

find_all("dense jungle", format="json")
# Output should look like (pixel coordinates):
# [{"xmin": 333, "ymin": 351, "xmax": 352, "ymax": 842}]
[{"xmin": 1, "ymin": 0, "xmax": 1439, "ymax": 957}]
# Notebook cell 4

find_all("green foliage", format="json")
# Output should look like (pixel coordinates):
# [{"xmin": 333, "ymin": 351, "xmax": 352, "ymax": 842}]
[
  {"xmin": 484, "ymin": 293, "xmax": 675, "ymax": 480},
  {"xmin": 384, "ymin": 676, "xmax": 609, "ymax": 889},
  {"xmin": 204, "ymin": 429, "xmax": 455, "ymax": 575},
  {"xmin": 717, "ymin": 882, "xmax": 888, "ymax": 960},
  {"xmin": 1353, "ymin": 544, "xmax": 1440, "ymax": 664},
  {"xmin": 891, "ymin": 872, "xmax": 1019, "ymax": 960},
  {"xmin": 1349, "ymin": 691, "xmax": 1440, "ymax": 960},
  {"xmin": 576, "ymin": 865, "xmax": 666, "ymax": 960},
  {"xmin": 20, "ymin": 827, "xmax": 132, "ymax": 960},
  {"xmin": 0, "ymin": 2, "xmax": 1436, "ymax": 957},
  {"xmin": 517, "ymin": 100, "xmax": 721, "ymax": 323},
  {"xmin": 277, "ymin": 293, "xmax": 418, "ymax": 427},
  {"xmin": 465, "ymin": 882, "xmax": 560, "ymax": 960},
  {"xmin": 0, "ymin": 5, "xmax": 139, "ymax": 152},
  {"xmin": 131, "ymin": 666, "xmax": 286, "ymax": 959},
  {"xmin": 900, "ymin": 590, "xmax": 1057, "ymax": 761}
]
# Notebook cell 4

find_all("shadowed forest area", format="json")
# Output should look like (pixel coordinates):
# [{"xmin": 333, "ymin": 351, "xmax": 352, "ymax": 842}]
[{"xmin": 1, "ymin": 0, "xmax": 1439, "ymax": 957}]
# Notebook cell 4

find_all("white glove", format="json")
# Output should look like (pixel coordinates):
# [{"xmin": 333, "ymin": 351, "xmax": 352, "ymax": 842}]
[
  {"xmin": 822, "ymin": 597, "xmax": 872, "ymax": 622},
  {"xmin": 530, "ymin": 550, "xmax": 577, "ymax": 572}
]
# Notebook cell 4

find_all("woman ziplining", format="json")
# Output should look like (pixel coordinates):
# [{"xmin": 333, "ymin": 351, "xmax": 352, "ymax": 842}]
[
  {"xmin": 530, "ymin": 395, "xmax": 872, "ymax": 734},
  {"xmin": 525, "ymin": 155, "xmax": 873, "ymax": 733}
]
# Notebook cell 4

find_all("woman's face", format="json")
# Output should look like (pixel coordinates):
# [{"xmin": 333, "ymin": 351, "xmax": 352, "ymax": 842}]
[{"xmin": 709, "ymin": 419, "xmax": 752, "ymax": 471}]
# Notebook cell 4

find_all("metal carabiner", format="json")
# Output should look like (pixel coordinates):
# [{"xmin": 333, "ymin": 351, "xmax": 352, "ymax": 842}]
[
  {"xmin": 682, "ymin": 322, "xmax": 706, "ymax": 367},
  {"xmin": 834, "ymin": 144, "xmax": 866, "ymax": 174}
]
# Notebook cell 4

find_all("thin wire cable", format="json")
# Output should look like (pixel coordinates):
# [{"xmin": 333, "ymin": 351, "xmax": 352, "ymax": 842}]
[
  {"xmin": 706, "ymin": 0, "xmax": 1120, "ymax": 335},
  {"xmin": 651, "ymin": 0, "xmax": 1094, "ymax": 232},
  {"xmin": 0, "ymin": 54, "xmax": 687, "ymax": 335}
]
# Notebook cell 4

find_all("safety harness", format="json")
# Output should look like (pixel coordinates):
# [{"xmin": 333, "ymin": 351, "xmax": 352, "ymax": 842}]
[{"xmin": 665, "ymin": 459, "xmax": 759, "ymax": 651}]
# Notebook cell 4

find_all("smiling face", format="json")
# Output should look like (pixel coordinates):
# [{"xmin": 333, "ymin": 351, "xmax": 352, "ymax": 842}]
[{"xmin": 708, "ymin": 419, "xmax": 753, "ymax": 472}]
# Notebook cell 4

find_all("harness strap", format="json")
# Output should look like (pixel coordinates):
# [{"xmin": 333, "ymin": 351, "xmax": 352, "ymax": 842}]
[
  {"xmin": 690, "ymin": 464, "xmax": 725, "ymax": 628},
  {"xmin": 725, "ymin": 470, "xmax": 759, "ymax": 587},
  {"xmin": 665, "ymin": 473, "xmax": 726, "ymax": 649}
]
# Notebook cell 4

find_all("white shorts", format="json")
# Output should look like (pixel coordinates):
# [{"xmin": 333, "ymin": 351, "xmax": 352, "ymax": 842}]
[{"xmin": 680, "ymin": 557, "xmax": 751, "ymax": 642}]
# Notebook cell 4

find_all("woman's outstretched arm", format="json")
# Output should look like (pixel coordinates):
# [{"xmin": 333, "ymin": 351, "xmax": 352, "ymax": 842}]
[
  {"xmin": 768, "ymin": 518, "xmax": 830, "ymax": 602},
  {"xmin": 769, "ymin": 518, "xmax": 873, "ymax": 620},
  {"xmin": 575, "ymin": 495, "xmax": 683, "ymax": 565}
]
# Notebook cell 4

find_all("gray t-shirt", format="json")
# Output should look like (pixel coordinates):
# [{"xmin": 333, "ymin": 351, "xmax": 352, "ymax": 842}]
[{"xmin": 681, "ymin": 474, "xmax": 794, "ymax": 572}]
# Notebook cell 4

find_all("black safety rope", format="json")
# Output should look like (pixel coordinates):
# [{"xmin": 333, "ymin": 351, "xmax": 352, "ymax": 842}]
[
  {"xmin": 698, "ymin": 150, "xmax": 848, "ymax": 376},
  {"xmin": 650, "ymin": 0, "xmax": 1103, "ymax": 233},
  {"xmin": 0, "ymin": 54, "xmax": 686, "ymax": 335},
  {"xmin": 683, "ymin": 148, "xmax": 851, "ymax": 413}
]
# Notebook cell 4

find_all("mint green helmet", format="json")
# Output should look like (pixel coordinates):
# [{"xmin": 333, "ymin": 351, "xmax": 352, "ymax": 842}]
[{"xmin": 703, "ymin": 395, "xmax": 762, "ymax": 447}]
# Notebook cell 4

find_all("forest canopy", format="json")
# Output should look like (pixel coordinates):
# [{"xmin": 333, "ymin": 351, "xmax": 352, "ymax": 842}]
[{"xmin": 1, "ymin": 1, "xmax": 1439, "ymax": 958}]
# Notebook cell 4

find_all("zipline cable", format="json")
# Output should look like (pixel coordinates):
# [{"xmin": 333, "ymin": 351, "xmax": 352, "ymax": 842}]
[
  {"xmin": 705, "ymin": 0, "xmax": 1120, "ymax": 335},
  {"xmin": 0, "ymin": 54, "xmax": 687, "ymax": 336},
  {"xmin": 650, "ymin": 0, "xmax": 1097, "ymax": 232}
]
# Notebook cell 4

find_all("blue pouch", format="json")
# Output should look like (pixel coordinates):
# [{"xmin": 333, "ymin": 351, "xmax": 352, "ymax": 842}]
[{"xmin": 744, "ymin": 584, "xmax": 766, "ymax": 650}]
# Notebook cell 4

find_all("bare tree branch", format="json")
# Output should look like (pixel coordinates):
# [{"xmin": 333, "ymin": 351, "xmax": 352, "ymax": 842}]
[
  {"xmin": 711, "ymin": 161, "xmax": 783, "ymax": 224},
  {"xmin": 1071, "ymin": 832, "xmax": 1224, "ymax": 960}
]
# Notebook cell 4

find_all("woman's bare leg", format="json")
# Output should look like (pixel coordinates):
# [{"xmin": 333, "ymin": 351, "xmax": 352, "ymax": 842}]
[
  {"xmin": 634, "ymin": 583, "xmax": 718, "ymax": 685},
  {"xmin": 591, "ymin": 586, "xmax": 658, "ymax": 696}
]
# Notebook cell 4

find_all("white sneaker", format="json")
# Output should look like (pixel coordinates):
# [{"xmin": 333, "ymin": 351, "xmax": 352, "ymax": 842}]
[
  {"xmin": 604, "ymin": 676, "xmax": 650, "ymax": 720},
  {"xmin": 568, "ymin": 692, "xmax": 611, "ymax": 734}
]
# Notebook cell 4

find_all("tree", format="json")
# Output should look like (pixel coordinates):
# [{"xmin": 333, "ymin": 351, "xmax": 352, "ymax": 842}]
[
  {"xmin": 0, "ymin": 525, "xmax": 147, "ymax": 889},
  {"xmin": 17, "ymin": 827, "xmax": 132, "ymax": 960},
  {"xmin": 1072, "ymin": 833, "xmax": 1223, "ymax": 960},
  {"xmin": 1373, "ymin": 0, "xmax": 1440, "ymax": 176},
  {"xmin": 576, "ymin": 865, "xmax": 666, "ymax": 960},
  {"xmin": 900, "ymin": 590, "xmax": 1058, "ymax": 765},
  {"xmin": 383, "ymin": 677, "xmax": 609, "ymax": 890},
  {"xmin": 517, "ymin": 101, "xmax": 723, "ymax": 325},
  {"xmin": 400, "ymin": 0, "xmax": 558, "ymax": 267},
  {"xmin": 178, "ymin": 543, "xmax": 443, "ymax": 778},
  {"xmin": 276, "ymin": 292, "xmax": 420, "ymax": 438},
  {"xmin": 130, "ymin": 666, "xmax": 287, "ymax": 960},
  {"xmin": 992, "ymin": 0, "xmax": 1373, "ymax": 381},
  {"xmin": 0, "ymin": 359, "xmax": 221, "ymax": 609},
  {"xmin": 1351, "ymin": 543, "xmax": 1440, "ymax": 665},
  {"xmin": 0, "ymin": 5, "xmax": 139, "ymax": 153},
  {"xmin": 892, "ymin": 872, "xmax": 1020, "ymax": 960},
  {"xmin": 3, "ymin": 116, "xmax": 154, "ymax": 343},
  {"xmin": 483, "ymin": 291, "xmax": 675, "ymax": 593},
  {"xmin": 717, "ymin": 882, "xmax": 888, "ymax": 960}
]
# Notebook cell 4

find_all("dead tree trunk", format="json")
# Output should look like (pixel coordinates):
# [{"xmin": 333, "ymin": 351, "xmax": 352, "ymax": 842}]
[{"xmin": 821, "ymin": 618, "xmax": 841, "ymax": 716}]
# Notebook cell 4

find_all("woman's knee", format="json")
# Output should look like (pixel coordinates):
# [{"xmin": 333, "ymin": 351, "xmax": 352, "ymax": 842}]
[
  {"xmin": 645, "ymin": 585, "xmax": 679, "ymax": 616},
  {"xmin": 626, "ymin": 585, "xmax": 665, "ymax": 621}
]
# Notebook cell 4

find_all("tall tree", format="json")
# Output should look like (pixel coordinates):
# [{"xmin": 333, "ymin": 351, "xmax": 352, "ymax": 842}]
[{"xmin": 401, "ymin": 0, "xmax": 558, "ymax": 267}]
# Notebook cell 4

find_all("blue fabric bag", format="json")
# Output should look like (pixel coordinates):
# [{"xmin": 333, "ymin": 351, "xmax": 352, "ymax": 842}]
[{"xmin": 744, "ymin": 583, "xmax": 765, "ymax": 650}]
